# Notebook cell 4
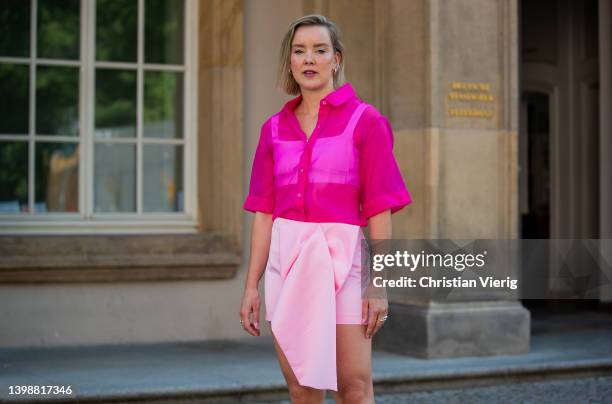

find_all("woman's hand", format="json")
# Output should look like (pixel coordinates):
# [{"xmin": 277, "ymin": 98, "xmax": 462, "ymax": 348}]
[
  {"xmin": 364, "ymin": 208, "xmax": 392, "ymax": 339},
  {"xmin": 362, "ymin": 297, "xmax": 389, "ymax": 339},
  {"xmin": 239, "ymin": 287, "xmax": 261, "ymax": 336},
  {"xmin": 240, "ymin": 212, "xmax": 273, "ymax": 337}
]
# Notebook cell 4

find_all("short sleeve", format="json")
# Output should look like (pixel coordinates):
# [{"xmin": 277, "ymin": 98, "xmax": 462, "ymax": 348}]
[
  {"xmin": 357, "ymin": 110, "xmax": 412, "ymax": 219},
  {"xmin": 243, "ymin": 120, "xmax": 275, "ymax": 213}
]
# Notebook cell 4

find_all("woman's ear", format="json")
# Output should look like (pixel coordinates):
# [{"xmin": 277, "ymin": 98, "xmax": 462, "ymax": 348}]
[{"xmin": 336, "ymin": 53, "xmax": 342, "ymax": 67}]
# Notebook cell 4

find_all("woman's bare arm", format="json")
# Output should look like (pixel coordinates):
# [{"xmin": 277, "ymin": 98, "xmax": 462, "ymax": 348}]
[
  {"xmin": 245, "ymin": 212, "xmax": 274, "ymax": 291},
  {"xmin": 368, "ymin": 209, "xmax": 392, "ymax": 239},
  {"xmin": 363, "ymin": 209, "xmax": 391, "ymax": 338},
  {"xmin": 240, "ymin": 211, "xmax": 273, "ymax": 336}
]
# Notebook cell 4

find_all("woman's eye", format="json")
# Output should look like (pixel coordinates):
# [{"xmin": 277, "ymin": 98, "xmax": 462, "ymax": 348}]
[{"xmin": 293, "ymin": 49, "xmax": 326, "ymax": 54}]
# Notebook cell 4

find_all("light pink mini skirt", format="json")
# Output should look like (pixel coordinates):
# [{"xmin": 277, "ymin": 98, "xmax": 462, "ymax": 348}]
[{"xmin": 264, "ymin": 217, "xmax": 367, "ymax": 392}]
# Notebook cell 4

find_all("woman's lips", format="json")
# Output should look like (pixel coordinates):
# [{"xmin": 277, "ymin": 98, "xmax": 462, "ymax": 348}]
[{"xmin": 303, "ymin": 71, "xmax": 317, "ymax": 77}]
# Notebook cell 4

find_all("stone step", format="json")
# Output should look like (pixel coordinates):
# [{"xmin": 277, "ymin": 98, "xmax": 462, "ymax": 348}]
[{"xmin": 1, "ymin": 328, "xmax": 612, "ymax": 403}]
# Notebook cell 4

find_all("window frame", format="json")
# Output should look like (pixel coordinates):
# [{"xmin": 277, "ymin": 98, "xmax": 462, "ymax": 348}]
[
  {"xmin": 0, "ymin": 0, "xmax": 245, "ymax": 283},
  {"xmin": 0, "ymin": 0, "xmax": 200, "ymax": 235}
]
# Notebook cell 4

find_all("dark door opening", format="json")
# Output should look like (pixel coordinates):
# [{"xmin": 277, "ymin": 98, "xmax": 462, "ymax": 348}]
[
  {"xmin": 519, "ymin": 0, "xmax": 607, "ymax": 327},
  {"xmin": 520, "ymin": 91, "xmax": 550, "ymax": 240}
]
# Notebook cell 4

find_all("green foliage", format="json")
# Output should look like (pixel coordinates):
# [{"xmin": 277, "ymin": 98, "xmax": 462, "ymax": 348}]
[{"xmin": 0, "ymin": 142, "xmax": 28, "ymax": 203}]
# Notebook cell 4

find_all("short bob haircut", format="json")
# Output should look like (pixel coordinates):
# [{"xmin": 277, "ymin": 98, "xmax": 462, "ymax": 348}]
[{"xmin": 277, "ymin": 14, "xmax": 346, "ymax": 96}]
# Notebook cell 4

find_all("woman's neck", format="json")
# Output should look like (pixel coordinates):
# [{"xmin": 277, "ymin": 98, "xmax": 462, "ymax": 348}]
[{"xmin": 297, "ymin": 84, "xmax": 334, "ymax": 115}]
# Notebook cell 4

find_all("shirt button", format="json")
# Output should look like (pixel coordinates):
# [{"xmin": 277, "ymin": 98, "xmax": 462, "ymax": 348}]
[
  {"xmin": 297, "ymin": 192, "xmax": 302, "ymax": 197},
  {"xmin": 299, "ymin": 168, "xmax": 304, "ymax": 173},
  {"xmin": 322, "ymin": 100, "xmax": 327, "ymax": 105}
]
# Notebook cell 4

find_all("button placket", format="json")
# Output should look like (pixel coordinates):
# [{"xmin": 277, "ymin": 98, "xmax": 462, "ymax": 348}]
[
  {"xmin": 294, "ymin": 102, "xmax": 327, "ymax": 211},
  {"xmin": 296, "ymin": 145, "xmax": 311, "ymax": 209}
]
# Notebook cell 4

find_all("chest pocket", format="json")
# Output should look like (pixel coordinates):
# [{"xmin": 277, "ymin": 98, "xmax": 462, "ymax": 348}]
[
  {"xmin": 309, "ymin": 134, "xmax": 358, "ymax": 185},
  {"xmin": 309, "ymin": 102, "xmax": 369, "ymax": 186},
  {"xmin": 269, "ymin": 114, "xmax": 304, "ymax": 187},
  {"xmin": 272, "ymin": 137, "xmax": 304, "ymax": 187}
]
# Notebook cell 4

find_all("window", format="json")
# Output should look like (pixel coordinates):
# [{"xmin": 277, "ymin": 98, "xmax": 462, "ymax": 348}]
[
  {"xmin": 0, "ymin": 0, "xmax": 197, "ymax": 233},
  {"xmin": 0, "ymin": 0, "xmax": 244, "ymax": 283}
]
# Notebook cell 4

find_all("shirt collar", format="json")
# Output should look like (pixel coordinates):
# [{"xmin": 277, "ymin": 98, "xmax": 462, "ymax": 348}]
[{"xmin": 283, "ymin": 82, "xmax": 356, "ymax": 112}]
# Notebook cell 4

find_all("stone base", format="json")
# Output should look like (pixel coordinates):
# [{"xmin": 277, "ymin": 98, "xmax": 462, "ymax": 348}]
[{"xmin": 373, "ymin": 301, "xmax": 530, "ymax": 358}]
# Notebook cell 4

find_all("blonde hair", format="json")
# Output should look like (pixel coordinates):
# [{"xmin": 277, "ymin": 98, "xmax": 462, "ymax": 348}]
[{"xmin": 277, "ymin": 14, "xmax": 346, "ymax": 95}]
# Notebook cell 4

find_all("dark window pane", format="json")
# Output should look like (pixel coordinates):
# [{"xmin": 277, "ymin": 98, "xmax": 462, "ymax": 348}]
[
  {"xmin": 37, "ymin": 0, "xmax": 80, "ymax": 60},
  {"xmin": 35, "ymin": 142, "xmax": 79, "ymax": 212},
  {"xmin": 95, "ymin": 68, "xmax": 136, "ymax": 138},
  {"xmin": 145, "ymin": 0, "xmax": 184, "ymax": 64},
  {"xmin": 0, "ymin": 0, "xmax": 30, "ymax": 58},
  {"xmin": 94, "ymin": 143, "xmax": 136, "ymax": 212},
  {"xmin": 36, "ymin": 65, "xmax": 79, "ymax": 136},
  {"xmin": 143, "ymin": 144, "xmax": 183, "ymax": 212},
  {"xmin": 0, "ymin": 141, "xmax": 28, "ymax": 213},
  {"xmin": 0, "ymin": 64, "xmax": 29, "ymax": 134},
  {"xmin": 144, "ymin": 71, "xmax": 183, "ymax": 139},
  {"xmin": 96, "ymin": 0, "xmax": 137, "ymax": 62}
]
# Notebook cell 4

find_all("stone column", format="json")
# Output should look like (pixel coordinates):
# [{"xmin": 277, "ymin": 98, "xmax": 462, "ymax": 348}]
[{"xmin": 372, "ymin": 0, "xmax": 530, "ymax": 358}]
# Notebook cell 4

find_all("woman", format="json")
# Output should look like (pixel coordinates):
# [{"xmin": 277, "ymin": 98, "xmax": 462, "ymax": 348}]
[{"xmin": 239, "ymin": 14, "xmax": 412, "ymax": 404}]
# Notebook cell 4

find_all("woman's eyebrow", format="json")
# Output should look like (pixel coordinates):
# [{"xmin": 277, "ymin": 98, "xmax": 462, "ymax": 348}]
[{"xmin": 292, "ymin": 43, "xmax": 330, "ymax": 48}]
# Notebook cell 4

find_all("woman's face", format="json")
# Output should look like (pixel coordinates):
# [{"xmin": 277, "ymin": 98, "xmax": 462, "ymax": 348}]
[{"xmin": 290, "ymin": 25, "xmax": 340, "ymax": 92}]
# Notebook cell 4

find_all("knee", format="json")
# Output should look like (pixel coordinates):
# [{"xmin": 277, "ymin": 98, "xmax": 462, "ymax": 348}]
[{"xmin": 338, "ymin": 376, "xmax": 372, "ymax": 403}]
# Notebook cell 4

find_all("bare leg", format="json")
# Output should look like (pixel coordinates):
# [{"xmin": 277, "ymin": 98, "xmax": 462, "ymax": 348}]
[
  {"xmin": 269, "ymin": 321, "xmax": 326, "ymax": 404},
  {"xmin": 332, "ymin": 324, "xmax": 374, "ymax": 404}
]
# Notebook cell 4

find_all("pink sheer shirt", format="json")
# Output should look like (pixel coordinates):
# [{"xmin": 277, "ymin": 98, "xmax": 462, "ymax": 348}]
[{"xmin": 243, "ymin": 82, "xmax": 412, "ymax": 227}]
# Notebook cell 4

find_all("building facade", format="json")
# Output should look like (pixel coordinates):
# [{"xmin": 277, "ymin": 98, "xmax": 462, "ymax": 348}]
[{"xmin": 1, "ymin": 0, "xmax": 610, "ymax": 353}]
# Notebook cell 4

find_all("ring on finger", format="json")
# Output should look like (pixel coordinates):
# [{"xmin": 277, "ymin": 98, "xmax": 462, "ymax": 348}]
[{"xmin": 378, "ymin": 314, "xmax": 389, "ymax": 323}]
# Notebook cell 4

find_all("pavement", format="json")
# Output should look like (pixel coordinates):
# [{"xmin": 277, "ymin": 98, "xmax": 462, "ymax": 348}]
[
  {"xmin": 362, "ymin": 375, "xmax": 612, "ymax": 404},
  {"xmin": 1, "ymin": 309, "xmax": 612, "ymax": 403}
]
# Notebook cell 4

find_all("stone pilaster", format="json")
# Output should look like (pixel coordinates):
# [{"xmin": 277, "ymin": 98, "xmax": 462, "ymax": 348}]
[{"xmin": 370, "ymin": 0, "xmax": 530, "ymax": 357}]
